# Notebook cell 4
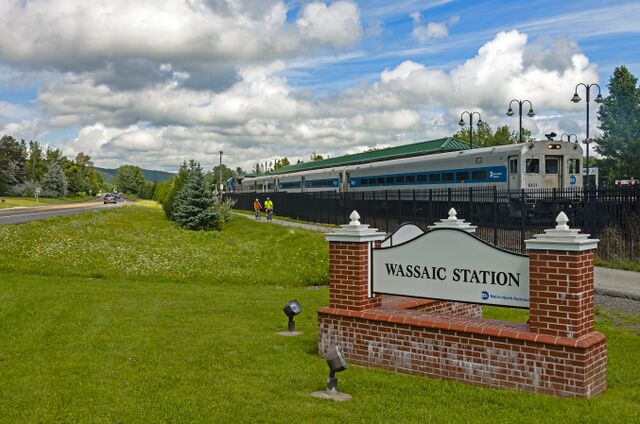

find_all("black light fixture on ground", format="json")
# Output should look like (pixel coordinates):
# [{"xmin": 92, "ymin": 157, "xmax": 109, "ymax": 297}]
[
  {"xmin": 283, "ymin": 299, "xmax": 302, "ymax": 332},
  {"xmin": 506, "ymin": 99, "xmax": 535, "ymax": 144},
  {"xmin": 561, "ymin": 133, "xmax": 578, "ymax": 143},
  {"xmin": 571, "ymin": 83, "xmax": 604, "ymax": 187},
  {"xmin": 311, "ymin": 345, "xmax": 351, "ymax": 401},
  {"xmin": 458, "ymin": 111, "xmax": 482, "ymax": 149}
]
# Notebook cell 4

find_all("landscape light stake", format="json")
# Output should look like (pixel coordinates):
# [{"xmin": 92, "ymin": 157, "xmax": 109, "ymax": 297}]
[
  {"xmin": 571, "ymin": 83, "xmax": 603, "ymax": 186},
  {"xmin": 283, "ymin": 299, "xmax": 302, "ymax": 332},
  {"xmin": 325, "ymin": 345, "xmax": 347, "ymax": 392}
]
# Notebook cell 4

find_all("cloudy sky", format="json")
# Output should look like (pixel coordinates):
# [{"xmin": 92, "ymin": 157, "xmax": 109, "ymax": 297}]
[{"xmin": 0, "ymin": 0, "xmax": 638, "ymax": 171}]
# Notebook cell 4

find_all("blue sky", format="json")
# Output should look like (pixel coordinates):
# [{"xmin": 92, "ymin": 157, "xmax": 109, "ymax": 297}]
[{"xmin": 0, "ymin": 0, "xmax": 638, "ymax": 171}]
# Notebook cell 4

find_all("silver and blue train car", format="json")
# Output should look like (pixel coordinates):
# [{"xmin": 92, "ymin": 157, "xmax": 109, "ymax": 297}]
[{"xmin": 234, "ymin": 139, "xmax": 583, "ymax": 193}]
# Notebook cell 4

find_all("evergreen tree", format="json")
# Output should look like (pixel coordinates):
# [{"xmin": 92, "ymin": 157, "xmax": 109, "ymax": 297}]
[
  {"xmin": 156, "ymin": 161, "xmax": 189, "ymax": 219},
  {"xmin": 596, "ymin": 65, "xmax": 640, "ymax": 178},
  {"xmin": 0, "ymin": 135, "xmax": 27, "ymax": 195},
  {"xmin": 41, "ymin": 159, "xmax": 68, "ymax": 197},
  {"xmin": 172, "ymin": 162, "xmax": 221, "ymax": 231}
]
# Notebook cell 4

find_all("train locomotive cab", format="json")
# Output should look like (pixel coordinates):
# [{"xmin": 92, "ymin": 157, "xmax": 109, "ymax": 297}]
[{"xmin": 519, "ymin": 140, "xmax": 583, "ymax": 190}]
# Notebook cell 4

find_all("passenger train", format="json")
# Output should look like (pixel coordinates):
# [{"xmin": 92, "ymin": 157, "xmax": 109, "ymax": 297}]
[{"xmin": 231, "ymin": 140, "xmax": 584, "ymax": 193}]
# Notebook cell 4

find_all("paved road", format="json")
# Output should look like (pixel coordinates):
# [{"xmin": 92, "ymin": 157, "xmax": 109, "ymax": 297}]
[
  {"xmin": 0, "ymin": 198, "xmax": 127, "ymax": 225},
  {"xmin": 236, "ymin": 212, "xmax": 640, "ymax": 300}
]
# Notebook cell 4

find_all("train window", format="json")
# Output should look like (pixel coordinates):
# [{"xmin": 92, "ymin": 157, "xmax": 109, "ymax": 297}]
[
  {"xmin": 417, "ymin": 174, "xmax": 427, "ymax": 182},
  {"xmin": 569, "ymin": 159, "xmax": 580, "ymax": 174},
  {"xmin": 361, "ymin": 178, "xmax": 369, "ymax": 185},
  {"xmin": 456, "ymin": 171, "xmax": 470, "ymax": 182},
  {"xmin": 526, "ymin": 159, "xmax": 540, "ymax": 174},
  {"xmin": 509, "ymin": 158, "xmax": 518, "ymax": 174},
  {"xmin": 395, "ymin": 176, "xmax": 405, "ymax": 184},
  {"xmin": 406, "ymin": 175, "xmax": 416, "ymax": 183},
  {"xmin": 428, "ymin": 174, "xmax": 440, "ymax": 182},
  {"xmin": 386, "ymin": 176, "xmax": 394, "ymax": 184},
  {"xmin": 377, "ymin": 177, "xmax": 384, "ymax": 184},
  {"xmin": 442, "ymin": 172, "xmax": 454, "ymax": 182},
  {"xmin": 472, "ymin": 170, "xmax": 487, "ymax": 180},
  {"xmin": 545, "ymin": 158, "xmax": 559, "ymax": 174}
]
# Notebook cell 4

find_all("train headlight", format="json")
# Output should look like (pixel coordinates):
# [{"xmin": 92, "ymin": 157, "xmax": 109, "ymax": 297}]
[{"xmin": 547, "ymin": 144, "xmax": 561, "ymax": 150}]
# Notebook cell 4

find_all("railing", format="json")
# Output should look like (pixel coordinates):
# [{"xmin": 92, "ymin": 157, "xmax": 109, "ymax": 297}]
[{"xmin": 228, "ymin": 186, "xmax": 640, "ymax": 260}]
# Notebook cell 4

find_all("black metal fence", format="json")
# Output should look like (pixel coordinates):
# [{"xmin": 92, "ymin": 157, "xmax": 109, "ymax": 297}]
[{"xmin": 228, "ymin": 186, "xmax": 640, "ymax": 261}]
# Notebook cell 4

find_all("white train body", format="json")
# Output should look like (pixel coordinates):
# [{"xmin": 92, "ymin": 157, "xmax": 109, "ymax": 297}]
[{"xmin": 236, "ymin": 140, "xmax": 584, "ymax": 193}]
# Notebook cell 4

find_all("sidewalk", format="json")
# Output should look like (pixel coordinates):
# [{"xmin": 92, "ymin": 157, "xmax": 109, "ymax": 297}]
[{"xmin": 236, "ymin": 212, "xmax": 640, "ymax": 300}]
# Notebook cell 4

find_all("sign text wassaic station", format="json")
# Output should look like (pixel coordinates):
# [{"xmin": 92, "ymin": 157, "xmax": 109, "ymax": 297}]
[
  {"xmin": 383, "ymin": 264, "xmax": 522, "ymax": 287},
  {"xmin": 372, "ymin": 229, "xmax": 530, "ymax": 308}
]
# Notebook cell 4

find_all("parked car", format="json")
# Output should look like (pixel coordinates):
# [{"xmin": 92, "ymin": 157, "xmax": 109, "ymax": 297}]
[{"xmin": 103, "ymin": 194, "xmax": 117, "ymax": 204}]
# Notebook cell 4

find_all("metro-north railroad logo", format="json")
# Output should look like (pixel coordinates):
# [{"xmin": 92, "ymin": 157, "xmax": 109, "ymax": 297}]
[{"xmin": 481, "ymin": 291, "xmax": 489, "ymax": 300}]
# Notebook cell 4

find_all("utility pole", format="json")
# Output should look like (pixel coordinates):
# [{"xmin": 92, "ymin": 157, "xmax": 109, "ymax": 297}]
[{"xmin": 219, "ymin": 151, "xmax": 223, "ymax": 195}]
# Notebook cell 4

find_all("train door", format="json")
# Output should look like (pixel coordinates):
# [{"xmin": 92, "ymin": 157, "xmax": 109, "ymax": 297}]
[
  {"xmin": 508, "ymin": 156, "xmax": 519, "ymax": 189},
  {"xmin": 341, "ymin": 171, "xmax": 350, "ymax": 192},
  {"xmin": 544, "ymin": 156, "xmax": 561, "ymax": 189}
]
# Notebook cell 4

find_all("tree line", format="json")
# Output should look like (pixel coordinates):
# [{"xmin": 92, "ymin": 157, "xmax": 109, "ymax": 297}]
[{"xmin": 0, "ymin": 136, "xmax": 103, "ymax": 197}]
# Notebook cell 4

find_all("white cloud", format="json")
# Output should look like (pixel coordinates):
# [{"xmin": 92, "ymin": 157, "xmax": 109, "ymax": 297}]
[
  {"xmin": 410, "ymin": 12, "xmax": 450, "ymax": 44},
  {"xmin": 296, "ymin": 1, "xmax": 363, "ymax": 49},
  {"xmin": 1, "ymin": 26, "xmax": 602, "ymax": 172}
]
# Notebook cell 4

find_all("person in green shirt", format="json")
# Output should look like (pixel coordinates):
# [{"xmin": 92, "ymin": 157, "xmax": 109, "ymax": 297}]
[{"xmin": 264, "ymin": 197, "xmax": 274, "ymax": 222}]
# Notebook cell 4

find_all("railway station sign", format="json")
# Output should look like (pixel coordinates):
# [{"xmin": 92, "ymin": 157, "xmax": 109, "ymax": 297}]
[{"xmin": 371, "ymin": 228, "xmax": 530, "ymax": 308}]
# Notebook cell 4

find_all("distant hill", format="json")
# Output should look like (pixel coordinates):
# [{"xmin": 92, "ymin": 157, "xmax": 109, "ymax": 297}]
[{"xmin": 95, "ymin": 167, "xmax": 176, "ymax": 184}]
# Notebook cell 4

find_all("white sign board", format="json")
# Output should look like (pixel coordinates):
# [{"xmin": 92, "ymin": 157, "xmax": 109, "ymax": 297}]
[{"xmin": 372, "ymin": 228, "xmax": 530, "ymax": 308}]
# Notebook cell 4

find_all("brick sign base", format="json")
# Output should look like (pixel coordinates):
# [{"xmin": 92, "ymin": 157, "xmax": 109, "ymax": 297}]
[
  {"xmin": 318, "ymin": 299, "xmax": 607, "ymax": 397},
  {"xmin": 319, "ymin": 213, "xmax": 608, "ymax": 398}
]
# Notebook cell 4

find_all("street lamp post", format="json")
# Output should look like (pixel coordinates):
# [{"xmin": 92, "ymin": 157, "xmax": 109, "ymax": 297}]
[
  {"xmin": 561, "ymin": 133, "xmax": 578, "ymax": 143},
  {"xmin": 571, "ymin": 83, "xmax": 604, "ymax": 187},
  {"xmin": 458, "ymin": 111, "xmax": 482, "ymax": 149},
  {"xmin": 219, "ymin": 151, "xmax": 223, "ymax": 195},
  {"xmin": 506, "ymin": 99, "xmax": 535, "ymax": 144}
]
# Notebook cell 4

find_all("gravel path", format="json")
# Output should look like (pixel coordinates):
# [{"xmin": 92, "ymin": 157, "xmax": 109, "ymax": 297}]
[{"xmin": 596, "ymin": 294, "xmax": 640, "ymax": 317}]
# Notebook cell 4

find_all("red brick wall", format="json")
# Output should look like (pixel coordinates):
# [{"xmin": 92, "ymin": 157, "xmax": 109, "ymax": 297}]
[
  {"xmin": 318, "ymin": 310, "xmax": 607, "ymax": 398},
  {"xmin": 529, "ymin": 250, "xmax": 595, "ymax": 338},
  {"xmin": 329, "ymin": 241, "xmax": 381, "ymax": 311},
  {"xmin": 383, "ymin": 296, "xmax": 483, "ymax": 318}
]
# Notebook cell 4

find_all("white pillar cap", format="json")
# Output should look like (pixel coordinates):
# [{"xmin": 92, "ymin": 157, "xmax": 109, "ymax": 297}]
[
  {"xmin": 427, "ymin": 208, "xmax": 477, "ymax": 233},
  {"xmin": 326, "ymin": 210, "xmax": 386, "ymax": 242},
  {"xmin": 525, "ymin": 212, "xmax": 599, "ymax": 252}
]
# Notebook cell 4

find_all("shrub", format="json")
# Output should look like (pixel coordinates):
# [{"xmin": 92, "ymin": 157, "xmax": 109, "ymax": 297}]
[{"xmin": 172, "ymin": 162, "xmax": 222, "ymax": 231}]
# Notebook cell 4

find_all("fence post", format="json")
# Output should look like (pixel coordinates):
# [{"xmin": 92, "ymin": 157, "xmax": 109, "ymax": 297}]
[
  {"xmin": 429, "ymin": 189, "xmax": 433, "ymax": 224},
  {"xmin": 493, "ymin": 186, "xmax": 498, "ymax": 246},
  {"xmin": 520, "ymin": 189, "xmax": 526, "ymax": 253},
  {"xmin": 385, "ymin": 190, "xmax": 389, "ymax": 233},
  {"xmin": 412, "ymin": 189, "xmax": 416, "ymax": 223}
]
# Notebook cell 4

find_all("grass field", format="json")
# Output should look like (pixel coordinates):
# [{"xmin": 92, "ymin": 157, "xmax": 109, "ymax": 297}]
[
  {"xmin": 0, "ymin": 195, "xmax": 96, "ymax": 209},
  {"xmin": 0, "ymin": 202, "xmax": 639, "ymax": 423}
]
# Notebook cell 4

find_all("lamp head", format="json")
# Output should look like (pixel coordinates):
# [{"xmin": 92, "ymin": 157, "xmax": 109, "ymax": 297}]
[
  {"xmin": 571, "ymin": 93, "xmax": 581, "ymax": 103},
  {"xmin": 595, "ymin": 93, "xmax": 604, "ymax": 103},
  {"xmin": 527, "ymin": 108, "xmax": 535, "ymax": 117},
  {"xmin": 326, "ymin": 346, "xmax": 347, "ymax": 377},
  {"xmin": 283, "ymin": 299, "xmax": 302, "ymax": 318},
  {"xmin": 458, "ymin": 118, "xmax": 465, "ymax": 127},
  {"xmin": 477, "ymin": 118, "xmax": 483, "ymax": 125},
  {"xmin": 506, "ymin": 108, "xmax": 514, "ymax": 117}
]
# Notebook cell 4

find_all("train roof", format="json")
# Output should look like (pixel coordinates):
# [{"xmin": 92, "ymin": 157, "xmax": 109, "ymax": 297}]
[{"xmin": 272, "ymin": 137, "xmax": 471, "ymax": 174}]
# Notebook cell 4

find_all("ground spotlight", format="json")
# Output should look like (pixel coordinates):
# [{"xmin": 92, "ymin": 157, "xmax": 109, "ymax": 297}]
[
  {"xmin": 325, "ymin": 346, "xmax": 347, "ymax": 392},
  {"xmin": 283, "ymin": 299, "xmax": 302, "ymax": 332}
]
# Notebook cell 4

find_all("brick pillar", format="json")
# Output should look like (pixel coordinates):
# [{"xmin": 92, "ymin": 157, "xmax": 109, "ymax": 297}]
[
  {"xmin": 326, "ymin": 211, "xmax": 386, "ymax": 311},
  {"xmin": 525, "ymin": 212, "xmax": 599, "ymax": 339}
]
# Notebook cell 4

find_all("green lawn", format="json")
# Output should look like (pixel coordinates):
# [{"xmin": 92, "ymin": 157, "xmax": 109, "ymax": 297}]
[
  {"xmin": 0, "ymin": 195, "xmax": 96, "ymax": 209},
  {"xmin": 0, "ymin": 203, "xmax": 639, "ymax": 423}
]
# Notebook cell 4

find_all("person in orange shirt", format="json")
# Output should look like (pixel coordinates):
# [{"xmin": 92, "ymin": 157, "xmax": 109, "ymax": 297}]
[{"xmin": 253, "ymin": 198, "xmax": 262, "ymax": 220}]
